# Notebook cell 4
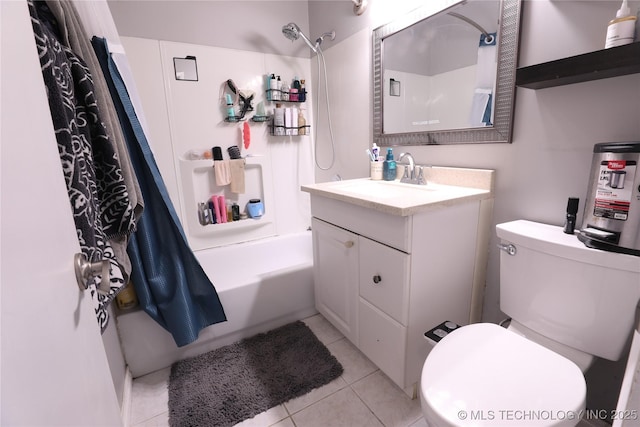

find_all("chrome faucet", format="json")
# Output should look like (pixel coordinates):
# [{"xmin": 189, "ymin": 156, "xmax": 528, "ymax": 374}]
[
  {"xmin": 398, "ymin": 152, "xmax": 427, "ymax": 185},
  {"xmin": 398, "ymin": 152, "xmax": 415, "ymax": 179}
]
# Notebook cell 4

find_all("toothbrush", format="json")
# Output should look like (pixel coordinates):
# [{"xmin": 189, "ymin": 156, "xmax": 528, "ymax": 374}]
[{"xmin": 366, "ymin": 149, "xmax": 375, "ymax": 162}]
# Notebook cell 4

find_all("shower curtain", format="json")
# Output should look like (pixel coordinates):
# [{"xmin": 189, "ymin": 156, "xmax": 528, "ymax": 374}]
[
  {"xmin": 469, "ymin": 32, "xmax": 497, "ymax": 127},
  {"xmin": 92, "ymin": 36, "xmax": 227, "ymax": 347}
]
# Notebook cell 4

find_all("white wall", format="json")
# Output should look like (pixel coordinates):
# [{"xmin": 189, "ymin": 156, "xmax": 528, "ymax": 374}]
[
  {"xmin": 108, "ymin": 0, "xmax": 313, "ymax": 58},
  {"xmin": 310, "ymin": 0, "xmax": 640, "ymax": 324},
  {"xmin": 108, "ymin": 0, "xmax": 640, "ymax": 330}
]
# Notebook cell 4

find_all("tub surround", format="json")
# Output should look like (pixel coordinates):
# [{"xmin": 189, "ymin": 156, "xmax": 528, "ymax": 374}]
[{"xmin": 303, "ymin": 167, "xmax": 495, "ymax": 396}]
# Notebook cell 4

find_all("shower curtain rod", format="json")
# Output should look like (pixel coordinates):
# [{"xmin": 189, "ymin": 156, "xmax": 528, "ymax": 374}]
[{"xmin": 447, "ymin": 12, "xmax": 491, "ymax": 38}]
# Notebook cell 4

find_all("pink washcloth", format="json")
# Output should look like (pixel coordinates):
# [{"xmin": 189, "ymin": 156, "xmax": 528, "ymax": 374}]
[{"xmin": 230, "ymin": 159, "xmax": 245, "ymax": 194}]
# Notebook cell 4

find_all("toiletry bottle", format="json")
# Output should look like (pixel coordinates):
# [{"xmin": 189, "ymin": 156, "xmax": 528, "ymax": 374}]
[
  {"xmin": 225, "ymin": 94, "xmax": 236, "ymax": 121},
  {"xmin": 274, "ymin": 103, "xmax": 285, "ymax": 135},
  {"xmin": 383, "ymin": 148, "xmax": 397, "ymax": 181},
  {"xmin": 291, "ymin": 77, "xmax": 300, "ymax": 101},
  {"xmin": 563, "ymin": 197, "xmax": 579, "ymax": 234},
  {"xmin": 226, "ymin": 201, "xmax": 234, "ymax": 222},
  {"xmin": 269, "ymin": 74, "xmax": 277, "ymax": 101},
  {"xmin": 299, "ymin": 79, "xmax": 306, "ymax": 102},
  {"xmin": 232, "ymin": 203, "xmax": 240, "ymax": 221},
  {"xmin": 276, "ymin": 76, "xmax": 282, "ymax": 101},
  {"xmin": 605, "ymin": 0, "xmax": 637, "ymax": 48},
  {"xmin": 292, "ymin": 108, "xmax": 299, "ymax": 136},
  {"xmin": 298, "ymin": 107, "xmax": 307, "ymax": 135},
  {"xmin": 281, "ymin": 81, "xmax": 290, "ymax": 102}
]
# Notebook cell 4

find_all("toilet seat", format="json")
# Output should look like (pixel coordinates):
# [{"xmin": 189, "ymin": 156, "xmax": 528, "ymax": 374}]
[{"xmin": 420, "ymin": 323, "xmax": 586, "ymax": 427}]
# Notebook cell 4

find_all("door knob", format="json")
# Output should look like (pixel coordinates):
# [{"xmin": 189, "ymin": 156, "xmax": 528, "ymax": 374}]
[
  {"xmin": 74, "ymin": 253, "xmax": 111, "ymax": 295},
  {"xmin": 373, "ymin": 275, "xmax": 382, "ymax": 284}
]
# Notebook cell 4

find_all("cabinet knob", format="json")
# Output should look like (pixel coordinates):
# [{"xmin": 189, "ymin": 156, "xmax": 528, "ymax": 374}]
[
  {"xmin": 344, "ymin": 240, "xmax": 354, "ymax": 248},
  {"xmin": 372, "ymin": 275, "xmax": 382, "ymax": 284}
]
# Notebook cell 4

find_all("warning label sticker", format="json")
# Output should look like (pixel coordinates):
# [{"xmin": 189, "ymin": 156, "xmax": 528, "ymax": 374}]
[{"xmin": 593, "ymin": 160, "xmax": 636, "ymax": 221}]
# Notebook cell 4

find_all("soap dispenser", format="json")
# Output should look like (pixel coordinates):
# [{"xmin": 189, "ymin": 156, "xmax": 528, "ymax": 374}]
[
  {"xmin": 605, "ymin": 0, "xmax": 637, "ymax": 48},
  {"xmin": 383, "ymin": 148, "xmax": 397, "ymax": 181}
]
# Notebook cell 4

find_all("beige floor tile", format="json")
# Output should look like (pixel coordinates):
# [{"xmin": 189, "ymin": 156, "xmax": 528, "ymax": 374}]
[
  {"xmin": 132, "ymin": 411, "xmax": 169, "ymax": 427},
  {"xmin": 269, "ymin": 417, "xmax": 296, "ymax": 427},
  {"xmin": 409, "ymin": 417, "xmax": 428, "ymax": 427},
  {"xmin": 233, "ymin": 404, "xmax": 289, "ymax": 427},
  {"xmin": 284, "ymin": 376, "xmax": 348, "ymax": 414},
  {"xmin": 352, "ymin": 371, "xmax": 423, "ymax": 427},
  {"xmin": 328, "ymin": 337, "xmax": 379, "ymax": 385},
  {"xmin": 303, "ymin": 313, "xmax": 344, "ymax": 346},
  {"xmin": 292, "ymin": 387, "xmax": 383, "ymax": 427},
  {"xmin": 130, "ymin": 368, "xmax": 170, "ymax": 425}
]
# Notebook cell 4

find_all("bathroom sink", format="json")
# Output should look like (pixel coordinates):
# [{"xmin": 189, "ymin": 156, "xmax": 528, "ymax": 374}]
[
  {"xmin": 302, "ymin": 167, "xmax": 495, "ymax": 216},
  {"xmin": 336, "ymin": 180, "xmax": 436, "ymax": 199}
]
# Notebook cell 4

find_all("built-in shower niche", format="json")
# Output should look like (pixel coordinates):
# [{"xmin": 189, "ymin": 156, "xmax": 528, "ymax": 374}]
[{"xmin": 179, "ymin": 155, "xmax": 276, "ymax": 251}]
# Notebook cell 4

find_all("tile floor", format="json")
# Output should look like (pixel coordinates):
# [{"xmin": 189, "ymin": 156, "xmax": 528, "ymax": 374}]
[{"xmin": 128, "ymin": 314, "xmax": 427, "ymax": 427}]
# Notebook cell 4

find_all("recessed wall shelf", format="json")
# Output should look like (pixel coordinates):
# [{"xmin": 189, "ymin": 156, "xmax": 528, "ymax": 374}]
[{"xmin": 516, "ymin": 42, "xmax": 640, "ymax": 90}]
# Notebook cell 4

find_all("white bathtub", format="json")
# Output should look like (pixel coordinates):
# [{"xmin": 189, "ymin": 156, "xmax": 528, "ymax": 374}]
[{"xmin": 117, "ymin": 231, "xmax": 316, "ymax": 377}]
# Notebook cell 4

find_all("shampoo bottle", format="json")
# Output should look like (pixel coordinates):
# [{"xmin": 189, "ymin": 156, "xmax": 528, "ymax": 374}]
[
  {"xmin": 383, "ymin": 148, "xmax": 397, "ymax": 181},
  {"xmin": 269, "ymin": 74, "xmax": 277, "ymax": 101},
  {"xmin": 298, "ymin": 107, "xmax": 307, "ymax": 135},
  {"xmin": 274, "ymin": 103, "xmax": 285, "ymax": 136},
  {"xmin": 299, "ymin": 79, "xmax": 306, "ymax": 102},
  {"xmin": 605, "ymin": 0, "xmax": 637, "ymax": 48}
]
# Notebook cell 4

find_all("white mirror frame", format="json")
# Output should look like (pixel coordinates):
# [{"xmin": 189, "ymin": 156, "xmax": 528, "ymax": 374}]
[{"xmin": 373, "ymin": 0, "xmax": 522, "ymax": 145}]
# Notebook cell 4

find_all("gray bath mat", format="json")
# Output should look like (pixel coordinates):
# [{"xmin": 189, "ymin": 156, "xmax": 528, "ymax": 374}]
[{"xmin": 168, "ymin": 320, "xmax": 343, "ymax": 427}]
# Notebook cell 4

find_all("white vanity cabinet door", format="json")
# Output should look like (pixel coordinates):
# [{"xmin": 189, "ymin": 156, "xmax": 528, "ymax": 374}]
[
  {"xmin": 312, "ymin": 218, "xmax": 359, "ymax": 344},
  {"xmin": 359, "ymin": 236, "xmax": 410, "ymax": 325},
  {"xmin": 359, "ymin": 298, "xmax": 407, "ymax": 388}
]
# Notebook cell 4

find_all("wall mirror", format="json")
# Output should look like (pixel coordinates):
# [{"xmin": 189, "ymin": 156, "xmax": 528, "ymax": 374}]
[
  {"xmin": 174, "ymin": 56, "xmax": 198, "ymax": 81},
  {"xmin": 373, "ymin": 0, "xmax": 521, "ymax": 145}
]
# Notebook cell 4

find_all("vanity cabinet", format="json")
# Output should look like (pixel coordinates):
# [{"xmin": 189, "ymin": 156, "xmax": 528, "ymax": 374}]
[
  {"xmin": 312, "ymin": 218, "xmax": 359, "ymax": 344},
  {"xmin": 307, "ymin": 188, "xmax": 493, "ymax": 394}
]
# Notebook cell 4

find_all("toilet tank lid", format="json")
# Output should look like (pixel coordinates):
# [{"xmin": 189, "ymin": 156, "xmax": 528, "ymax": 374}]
[{"xmin": 496, "ymin": 220, "xmax": 640, "ymax": 273}]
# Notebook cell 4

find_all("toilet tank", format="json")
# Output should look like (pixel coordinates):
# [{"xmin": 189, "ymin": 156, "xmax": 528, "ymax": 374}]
[{"xmin": 497, "ymin": 220, "xmax": 640, "ymax": 361}]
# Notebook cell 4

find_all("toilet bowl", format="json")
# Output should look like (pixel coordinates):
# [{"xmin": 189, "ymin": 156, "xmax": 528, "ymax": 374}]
[
  {"xmin": 419, "ymin": 220, "xmax": 640, "ymax": 427},
  {"xmin": 420, "ymin": 323, "xmax": 586, "ymax": 427}
]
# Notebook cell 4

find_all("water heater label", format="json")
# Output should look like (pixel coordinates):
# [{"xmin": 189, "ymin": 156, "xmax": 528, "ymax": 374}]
[{"xmin": 593, "ymin": 160, "xmax": 637, "ymax": 221}]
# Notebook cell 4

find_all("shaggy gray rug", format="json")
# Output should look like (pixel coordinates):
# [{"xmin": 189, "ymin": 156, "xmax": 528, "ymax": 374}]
[{"xmin": 168, "ymin": 321, "xmax": 344, "ymax": 427}]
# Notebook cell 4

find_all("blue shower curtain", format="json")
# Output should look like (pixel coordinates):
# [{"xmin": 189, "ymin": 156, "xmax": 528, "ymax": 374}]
[{"xmin": 92, "ymin": 37, "xmax": 226, "ymax": 347}]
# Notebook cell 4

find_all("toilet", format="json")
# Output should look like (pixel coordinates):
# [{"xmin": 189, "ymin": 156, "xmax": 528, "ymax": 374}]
[{"xmin": 420, "ymin": 220, "xmax": 640, "ymax": 427}]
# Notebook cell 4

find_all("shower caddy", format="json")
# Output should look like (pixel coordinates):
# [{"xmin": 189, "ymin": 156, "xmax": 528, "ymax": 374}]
[{"xmin": 266, "ymin": 82, "xmax": 311, "ymax": 136}]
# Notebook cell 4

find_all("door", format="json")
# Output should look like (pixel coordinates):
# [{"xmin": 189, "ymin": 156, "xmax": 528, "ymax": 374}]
[
  {"xmin": 1, "ymin": 2, "xmax": 122, "ymax": 425},
  {"xmin": 311, "ymin": 218, "xmax": 359, "ymax": 344}
]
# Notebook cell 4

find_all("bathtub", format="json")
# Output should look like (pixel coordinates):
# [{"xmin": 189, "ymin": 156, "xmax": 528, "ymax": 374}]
[{"xmin": 116, "ymin": 231, "xmax": 316, "ymax": 377}]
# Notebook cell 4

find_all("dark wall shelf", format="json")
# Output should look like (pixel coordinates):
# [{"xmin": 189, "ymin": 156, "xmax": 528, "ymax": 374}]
[{"xmin": 516, "ymin": 42, "xmax": 640, "ymax": 90}]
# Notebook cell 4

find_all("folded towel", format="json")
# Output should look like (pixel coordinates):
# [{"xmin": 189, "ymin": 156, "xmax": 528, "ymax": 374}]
[
  {"xmin": 230, "ymin": 159, "xmax": 246, "ymax": 194},
  {"xmin": 214, "ymin": 160, "xmax": 231, "ymax": 186}
]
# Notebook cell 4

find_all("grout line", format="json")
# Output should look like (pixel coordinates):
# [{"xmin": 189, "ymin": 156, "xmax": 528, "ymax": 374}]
[{"xmin": 121, "ymin": 366, "xmax": 134, "ymax": 427}]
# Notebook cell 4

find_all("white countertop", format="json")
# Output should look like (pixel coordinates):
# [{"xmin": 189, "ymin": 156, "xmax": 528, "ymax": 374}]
[{"xmin": 301, "ymin": 167, "xmax": 495, "ymax": 217}]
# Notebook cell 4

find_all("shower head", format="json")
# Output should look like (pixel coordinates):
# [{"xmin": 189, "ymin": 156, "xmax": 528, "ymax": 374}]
[{"xmin": 282, "ymin": 22, "xmax": 318, "ymax": 53}]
